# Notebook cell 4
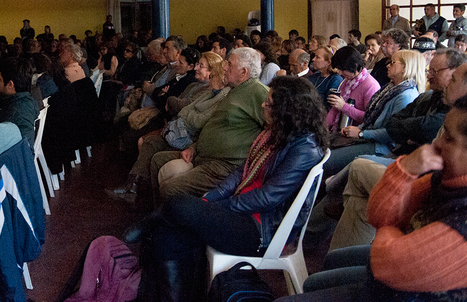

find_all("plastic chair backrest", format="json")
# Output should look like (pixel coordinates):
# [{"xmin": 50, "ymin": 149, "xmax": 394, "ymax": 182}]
[
  {"xmin": 263, "ymin": 148, "xmax": 331, "ymax": 259},
  {"xmin": 90, "ymin": 69, "xmax": 100, "ymax": 83},
  {"xmin": 94, "ymin": 72, "xmax": 104, "ymax": 97},
  {"xmin": 34, "ymin": 97, "xmax": 50, "ymax": 153}
]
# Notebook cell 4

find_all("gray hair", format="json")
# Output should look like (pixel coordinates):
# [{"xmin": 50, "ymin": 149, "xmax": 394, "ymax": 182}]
[
  {"xmin": 147, "ymin": 39, "xmax": 164, "ymax": 55},
  {"xmin": 297, "ymin": 52, "xmax": 310, "ymax": 65},
  {"xmin": 231, "ymin": 47, "xmax": 262, "ymax": 79},
  {"xmin": 335, "ymin": 38, "xmax": 348, "ymax": 49},
  {"xmin": 435, "ymin": 48, "xmax": 467, "ymax": 69},
  {"xmin": 64, "ymin": 43, "xmax": 83, "ymax": 62},
  {"xmin": 166, "ymin": 35, "xmax": 187, "ymax": 51}
]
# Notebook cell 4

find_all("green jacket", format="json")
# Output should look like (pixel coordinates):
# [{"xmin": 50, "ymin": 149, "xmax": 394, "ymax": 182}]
[{"xmin": 195, "ymin": 78, "xmax": 268, "ymax": 165}]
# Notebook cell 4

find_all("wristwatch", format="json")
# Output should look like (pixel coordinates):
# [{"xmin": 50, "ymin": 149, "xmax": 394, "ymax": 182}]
[{"xmin": 358, "ymin": 131, "xmax": 364, "ymax": 139}]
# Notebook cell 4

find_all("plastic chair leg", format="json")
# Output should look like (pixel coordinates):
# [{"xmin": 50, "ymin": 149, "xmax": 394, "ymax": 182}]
[
  {"xmin": 23, "ymin": 263, "xmax": 33, "ymax": 290},
  {"xmin": 37, "ymin": 152, "xmax": 54, "ymax": 198},
  {"xmin": 74, "ymin": 149, "xmax": 81, "ymax": 164},
  {"xmin": 34, "ymin": 160, "xmax": 51, "ymax": 215}
]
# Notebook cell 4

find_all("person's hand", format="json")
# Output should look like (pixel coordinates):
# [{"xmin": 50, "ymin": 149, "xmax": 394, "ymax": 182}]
[
  {"xmin": 162, "ymin": 85, "xmax": 170, "ymax": 93},
  {"xmin": 341, "ymin": 126, "xmax": 360, "ymax": 138},
  {"xmin": 143, "ymin": 81, "xmax": 155, "ymax": 94},
  {"xmin": 181, "ymin": 148, "xmax": 195, "ymax": 163},
  {"xmin": 399, "ymin": 144, "xmax": 443, "ymax": 176},
  {"xmin": 364, "ymin": 48, "xmax": 371, "ymax": 61},
  {"xmin": 327, "ymin": 94, "xmax": 346, "ymax": 110},
  {"xmin": 413, "ymin": 30, "xmax": 421, "ymax": 37},
  {"xmin": 276, "ymin": 69, "xmax": 287, "ymax": 77}
]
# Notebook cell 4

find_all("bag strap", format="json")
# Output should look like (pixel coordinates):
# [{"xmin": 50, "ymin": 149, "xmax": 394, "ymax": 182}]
[{"xmin": 228, "ymin": 262, "xmax": 259, "ymax": 276}]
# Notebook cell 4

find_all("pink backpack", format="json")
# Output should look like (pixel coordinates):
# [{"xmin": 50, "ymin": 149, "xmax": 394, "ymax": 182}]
[{"xmin": 64, "ymin": 236, "xmax": 141, "ymax": 302}]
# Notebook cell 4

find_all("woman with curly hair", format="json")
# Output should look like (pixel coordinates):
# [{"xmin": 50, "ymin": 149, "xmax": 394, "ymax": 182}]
[{"xmin": 125, "ymin": 76, "xmax": 329, "ymax": 301}]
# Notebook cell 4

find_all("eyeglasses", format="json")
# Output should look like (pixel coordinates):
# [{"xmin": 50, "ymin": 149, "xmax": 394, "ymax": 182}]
[
  {"xmin": 388, "ymin": 60, "xmax": 403, "ymax": 66},
  {"xmin": 428, "ymin": 67, "xmax": 450, "ymax": 76},
  {"xmin": 124, "ymin": 49, "xmax": 133, "ymax": 53}
]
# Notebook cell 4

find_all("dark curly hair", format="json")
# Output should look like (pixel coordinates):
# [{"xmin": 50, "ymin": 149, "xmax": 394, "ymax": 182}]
[
  {"xmin": 267, "ymin": 76, "xmax": 329, "ymax": 151},
  {"xmin": 255, "ymin": 40, "xmax": 279, "ymax": 65}
]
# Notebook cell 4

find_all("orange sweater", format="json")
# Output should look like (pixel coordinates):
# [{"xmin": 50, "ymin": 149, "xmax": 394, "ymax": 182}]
[{"xmin": 368, "ymin": 156, "xmax": 467, "ymax": 292}]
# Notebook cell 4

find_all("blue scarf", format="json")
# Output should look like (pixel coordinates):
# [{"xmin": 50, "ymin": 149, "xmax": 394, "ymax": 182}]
[{"xmin": 361, "ymin": 79, "xmax": 416, "ymax": 129}]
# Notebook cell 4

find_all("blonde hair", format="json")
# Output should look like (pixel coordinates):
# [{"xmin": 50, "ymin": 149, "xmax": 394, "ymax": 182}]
[
  {"xmin": 316, "ymin": 45, "xmax": 338, "ymax": 73},
  {"xmin": 202, "ymin": 51, "xmax": 225, "ymax": 82},
  {"xmin": 395, "ymin": 49, "xmax": 426, "ymax": 93}
]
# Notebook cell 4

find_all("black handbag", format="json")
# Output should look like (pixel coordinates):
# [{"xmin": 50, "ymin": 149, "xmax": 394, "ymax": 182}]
[{"xmin": 208, "ymin": 262, "xmax": 275, "ymax": 302}]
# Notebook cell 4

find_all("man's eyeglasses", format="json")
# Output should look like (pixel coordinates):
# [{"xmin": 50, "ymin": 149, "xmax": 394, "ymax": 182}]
[{"xmin": 428, "ymin": 67, "xmax": 450, "ymax": 76}]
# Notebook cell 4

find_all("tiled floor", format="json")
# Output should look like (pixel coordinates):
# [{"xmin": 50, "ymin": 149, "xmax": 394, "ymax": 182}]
[{"xmin": 25, "ymin": 137, "xmax": 330, "ymax": 301}]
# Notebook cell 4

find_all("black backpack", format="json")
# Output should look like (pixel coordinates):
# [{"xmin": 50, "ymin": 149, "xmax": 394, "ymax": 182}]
[{"xmin": 208, "ymin": 262, "xmax": 275, "ymax": 302}]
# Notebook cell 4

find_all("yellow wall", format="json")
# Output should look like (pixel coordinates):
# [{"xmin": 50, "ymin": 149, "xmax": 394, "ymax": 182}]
[
  {"xmin": 0, "ymin": 0, "xmax": 373, "ymax": 46},
  {"xmin": 0, "ymin": 0, "xmax": 106, "ymax": 43},
  {"xmin": 359, "ymin": 0, "xmax": 382, "ymax": 38},
  {"xmin": 275, "ymin": 0, "xmax": 308, "ymax": 41},
  {"xmin": 170, "ymin": 0, "xmax": 308, "ymax": 44}
]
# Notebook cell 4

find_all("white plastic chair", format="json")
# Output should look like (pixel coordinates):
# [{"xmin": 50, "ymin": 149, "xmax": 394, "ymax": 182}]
[
  {"xmin": 206, "ymin": 149, "xmax": 331, "ymax": 295},
  {"xmin": 94, "ymin": 71, "xmax": 104, "ymax": 97},
  {"xmin": 33, "ymin": 97, "xmax": 53, "ymax": 215}
]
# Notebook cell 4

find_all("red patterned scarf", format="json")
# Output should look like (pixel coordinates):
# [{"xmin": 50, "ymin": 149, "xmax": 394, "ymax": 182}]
[{"xmin": 234, "ymin": 130, "xmax": 276, "ymax": 195}]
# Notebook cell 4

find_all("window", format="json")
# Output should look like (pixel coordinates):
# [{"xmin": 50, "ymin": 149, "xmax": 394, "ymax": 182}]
[{"xmin": 384, "ymin": 0, "xmax": 465, "ymax": 45}]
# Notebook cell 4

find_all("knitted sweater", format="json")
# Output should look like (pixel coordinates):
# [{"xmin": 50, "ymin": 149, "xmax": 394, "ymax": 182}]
[
  {"xmin": 195, "ymin": 78, "xmax": 268, "ymax": 165},
  {"xmin": 368, "ymin": 156, "xmax": 467, "ymax": 295}
]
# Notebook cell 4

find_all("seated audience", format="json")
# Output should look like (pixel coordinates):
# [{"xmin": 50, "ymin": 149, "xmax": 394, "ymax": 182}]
[
  {"xmin": 329, "ymin": 37, "xmax": 347, "ymax": 49},
  {"xmin": 455, "ymin": 34, "xmax": 467, "ymax": 52},
  {"xmin": 295, "ymin": 36, "xmax": 306, "ymax": 50},
  {"xmin": 234, "ymin": 34, "xmax": 252, "ymax": 48},
  {"xmin": 255, "ymin": 40, "xmax": 280, "ymax": 85},
  {"xmin": 148, "ymin": 47, "xmax": 268, "ymax": 204},
  {"xmin": 108, "ymin": 51, "xmax": 229, "ymax": 208},
  {"xmin": 142, "ymin": 35, "xmax": 187, "ymax": 108},
  {"xmin": 277, "ymin": 39, "xmax": 293, "ymax": 71},
  {"xmin": 308, "ymin": 45, "xmax": 343, "ymax": 111},
  {"xmin": 0, "ymin": 57, "xmax": 39, "ymax": 148},
  {"xmin": 277, "ymin": 48, "xmax": 310, "ymax": 77},
  {"xmin": 326, "ymin": 46, "xmax": 380, "ymax": 133},
  {"xmin": 119, "ymin": 47, "xmax": 199, "ymax": 161},
  {"xmin": 277, "ymin": 96, "xmax": 467, "ymax": 301},
  {"xmin": 127, "ymin": 76, "xmax": 329, "ymax": 301},
  {"xmin": 210, "ymin": 37, "xmax": 231, "ymax": 60},
  {"xmin": 325, "ymin": 50, "xmax": 425, "ymax": 178},
  {"xmin": 371, "ymin": 28, "xmax": 409, "ymax": 87},
  {"xmin": 250, "ymin": 30, "xmax": 261, "ymax": 47},
  {"xmin": 59, "ymin": 42, "xmax": 85, "ymax": 83},
  {"xmin": 348, "ymin": 29, "xmax": 366, "ymax": 54},
  {"xmin": 363, "ymin": 34, "xmax": 384, "ymax": 71},
  {"xmin": 328, "ymin": 53, "xmax": 467, "ymax": 252},
  {"xmin": 412, "ymin": 37, "xmax": 436, "ymax": 67}
]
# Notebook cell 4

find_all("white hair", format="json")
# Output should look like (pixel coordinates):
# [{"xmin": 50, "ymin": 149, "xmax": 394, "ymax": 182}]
[{"xmin": 231, "ymin": 47, "xmax": 262, "ymax": 79}]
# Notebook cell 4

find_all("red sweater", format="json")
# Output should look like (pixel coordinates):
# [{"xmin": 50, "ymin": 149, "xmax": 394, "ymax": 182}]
[{"xmin": 368, "ymin": 156, "xmax": 467, "ymax": 292}]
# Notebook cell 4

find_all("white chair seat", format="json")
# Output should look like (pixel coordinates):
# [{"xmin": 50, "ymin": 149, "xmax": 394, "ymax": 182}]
[{"xmin": 207, "ymin": 149, "xmax": 331, "ymax": 295}]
